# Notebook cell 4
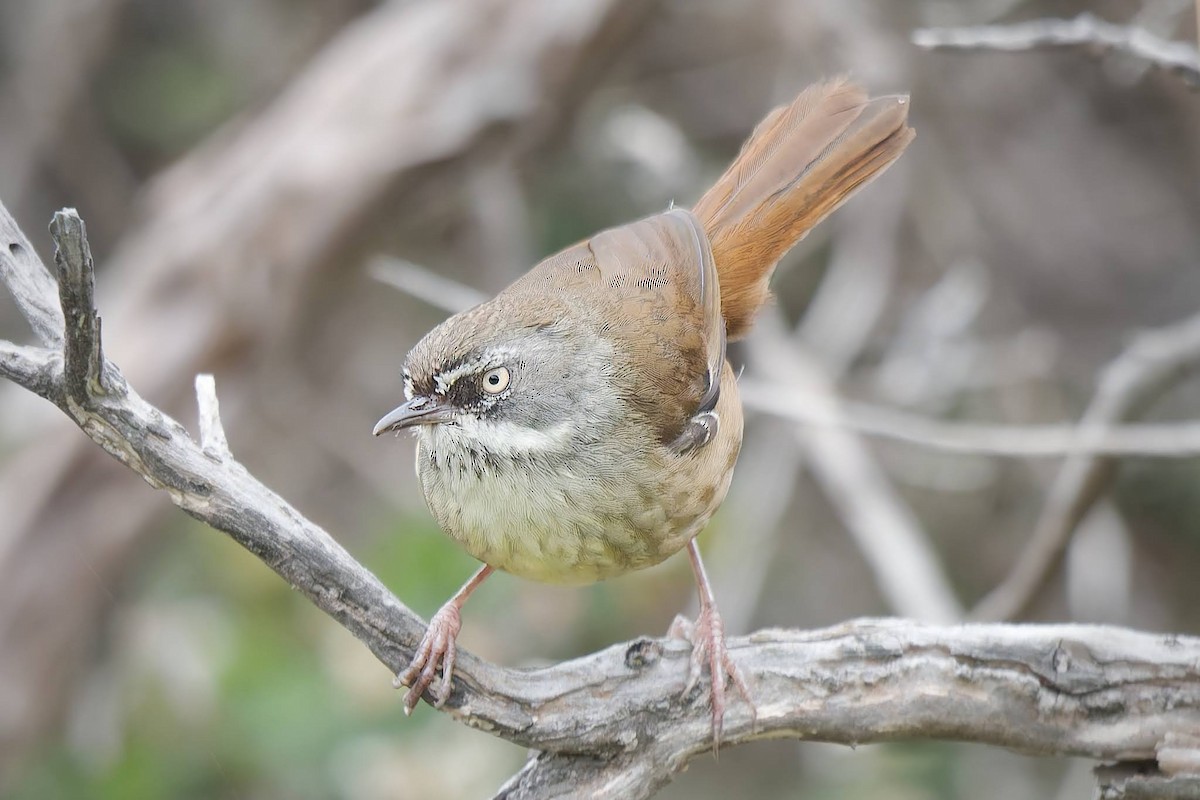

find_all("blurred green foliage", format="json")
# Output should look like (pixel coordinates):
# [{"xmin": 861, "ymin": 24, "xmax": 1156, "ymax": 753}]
[
  {"xmin": 99, "ymin": 43, "xmax": 238, "ymax": 159},
  {"xmin": 5, "ymin": 493, "xmax": 750, "ymax": 797},
  {"xmin": 8, "ymin": 511, "xmax": 495, "ymax": 799}
]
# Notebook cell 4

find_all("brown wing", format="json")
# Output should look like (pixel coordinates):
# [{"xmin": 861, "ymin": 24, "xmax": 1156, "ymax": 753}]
[
  {"xmin": 587, "ymin": 209, "xmax": 724, "ymax": 445},
  {"xmin": 513, "ymin": 209, "xmax": 725, "ymax": 446}
]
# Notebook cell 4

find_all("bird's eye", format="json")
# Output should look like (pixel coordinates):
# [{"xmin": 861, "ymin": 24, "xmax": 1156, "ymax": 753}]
[{"xmin": 481, "ymin": 366, "xmax": 510, "ymax": 394}]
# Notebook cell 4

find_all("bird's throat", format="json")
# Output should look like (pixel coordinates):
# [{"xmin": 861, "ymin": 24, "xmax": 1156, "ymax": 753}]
[{"xmin": 420, "ymin": 416, "xmax": 577, "ymax": 462}]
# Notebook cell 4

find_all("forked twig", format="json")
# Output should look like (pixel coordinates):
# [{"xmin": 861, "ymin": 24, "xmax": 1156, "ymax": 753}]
[{"xmin": 3, "ymin": 205, "xmax": 1199, "ymax": 798}]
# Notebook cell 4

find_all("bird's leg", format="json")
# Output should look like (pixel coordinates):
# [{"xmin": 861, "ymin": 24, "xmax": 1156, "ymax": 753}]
[
  {"xmin": 669, "ymin": 539, "xmax": 754, "ymax": 753},
  {"xmin": 395, "ymin": 564, "xmax": 493, "ymax": 714}
]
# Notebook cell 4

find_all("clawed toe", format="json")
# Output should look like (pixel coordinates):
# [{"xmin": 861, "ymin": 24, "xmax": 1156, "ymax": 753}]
[
  {"xmin": 396, "ymin": 603, "xmax": 462, "ymax": 714},
  {"xmin": 394, "ymin": 566, "xmax": 492, "ymax": 715},
  {"xmin": 674, "ymin": 603, "xmax": 756, "ymax": 753}
]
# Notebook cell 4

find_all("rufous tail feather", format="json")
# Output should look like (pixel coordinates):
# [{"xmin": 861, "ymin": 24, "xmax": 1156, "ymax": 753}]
[{"xmin": 692, "ymin": 78, "xmax": 915, "ymax": 339}]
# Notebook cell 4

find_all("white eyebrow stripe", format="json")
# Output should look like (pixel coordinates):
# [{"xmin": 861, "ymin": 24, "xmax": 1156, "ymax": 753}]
[{"xmin": 434, "ymin": 357, "xmax": 488, "ymax": 394}]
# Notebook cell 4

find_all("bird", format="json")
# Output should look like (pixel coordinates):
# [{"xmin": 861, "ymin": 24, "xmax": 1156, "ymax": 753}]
[{"xmin": 374, "ymin": 77, "xmax": 914, "ymax": 747}]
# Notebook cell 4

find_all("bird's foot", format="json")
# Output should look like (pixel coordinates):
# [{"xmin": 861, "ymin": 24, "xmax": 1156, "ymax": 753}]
[
  {"xmin": 395, "ymin": 601, "xmax": 463, "ymax": 713},
  {"xmin": 668, "ymin": 605, "xmax": 755, "ymax": 753}
]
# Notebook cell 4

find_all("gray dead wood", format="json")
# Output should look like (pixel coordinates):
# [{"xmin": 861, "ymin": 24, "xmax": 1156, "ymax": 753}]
[
  {"xmin": 3, "ymin": 205, "xmax": 1200, "ymax": 798},
  {"xmin": 0, "ymin": 0, "xmax": 647, "ymax": 772}
]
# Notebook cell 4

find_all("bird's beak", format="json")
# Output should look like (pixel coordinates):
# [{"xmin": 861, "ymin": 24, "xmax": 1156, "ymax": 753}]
[{"xmin": 372, "ymin": 396, "xmax": 456, "ymax": 435}]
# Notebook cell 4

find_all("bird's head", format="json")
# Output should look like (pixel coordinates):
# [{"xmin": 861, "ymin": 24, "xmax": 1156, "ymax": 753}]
[{"xmin": 373, "ymin": 301, "xmax": 617, "ymax": 459}]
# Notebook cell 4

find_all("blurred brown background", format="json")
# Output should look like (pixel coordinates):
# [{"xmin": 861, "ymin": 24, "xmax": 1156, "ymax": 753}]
[{"xmin": 1, "ymin": 0, "xmax": 1199, "ymax": 798}]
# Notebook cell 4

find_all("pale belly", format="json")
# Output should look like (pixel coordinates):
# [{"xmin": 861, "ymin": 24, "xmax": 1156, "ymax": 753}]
[{"xmin": 412, "ymin": 381, "xmax": 742, "ymax": 584}]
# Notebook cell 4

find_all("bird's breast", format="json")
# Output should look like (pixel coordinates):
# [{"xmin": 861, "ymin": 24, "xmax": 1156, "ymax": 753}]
[{"xmin": 411, "ymin": 406, "xmax": 740, "ymax": 584}]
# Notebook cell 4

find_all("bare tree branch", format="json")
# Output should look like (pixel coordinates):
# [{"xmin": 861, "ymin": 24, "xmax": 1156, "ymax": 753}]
[
  {"xmin": 748, "ymin": 310, "xmax": 963, "ymax": 624},
  {"xmin": 1159, "ymin": 732, "xmax": 1200, "ymax": 777},
  {"xmin": 369, "ymin": 256, "xmax": 488, "ymax": 315},
  {"xmin": 194, "ymin": 373, "xmax": 229, "ymax": 459},
  {"xmin": 49, "ymin": 211, "xmax": 113, "ymax": 404},
  {"xmin": 1097, "ymin": 762, "xmax": 1200, "ymax": 799},
  {"xmin": 742, "ymin": 381, "xmax": 1200, "ymax": 458},
  {"xmin": 973, "ymin": 311, "xmax": 1200, "ymax": 622},
  {"xmin": 913, "ymin": 13, "xmax": 1200, "ymax": 87},
  {"xmin": 0, "ymin": 342, "xmax": 58, "ymax": 398},
  {"xmin": 0, "ymin": 0, "xmax": 651, "ymax": 770},
  {"xmin": 0, "ymin": 213, "xmax": 63, "ymax": 347},
  {"xmin": 3, "ymin": 201, "xmax": 1200, "ymax": 796},
  {"xmin": 375, "ymin": 254, "xmax": 1200, "ymax": 462}
]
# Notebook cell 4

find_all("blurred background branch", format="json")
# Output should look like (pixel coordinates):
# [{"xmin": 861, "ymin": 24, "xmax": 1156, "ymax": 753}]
[
  {"xmin": 744, "ymin": 383, "xmax": 1200, "ymax": 457},
  {"xmin": 913, "ymin": 12, "xmax": 1200, "ymax": 86},
  {"xmin": 1, "ymin": 0, "xmax": 1199, "ymax": 798},
  {"xmin": 5, "ymin": 205, "xmax": 1197, "ymax": 800},
  {"xmin": 0, "ymin": 0, "xmax": 648, "ymax": 784},
  {"xmin": 972, "ymin": 311, "xmax": 1200, "ymax": 621}
]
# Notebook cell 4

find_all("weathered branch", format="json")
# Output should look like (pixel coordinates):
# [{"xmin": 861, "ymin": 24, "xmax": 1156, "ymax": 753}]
[
  {"xmin": 49, "ymin": 211, "xmax": 117, "ymax": 405},
  {"xmin": 0, "ymin": 0, "xmax": 651, "ymax": 772},
  {"xmin": 1097, "ymin": 761, "xmax": 1200, "ymax": 799},
  {"xmin": 0, "ymin": 342, "xmax": 58, "ymax": 400},
  {"xmin": 0, "ymin": 210, "xmax": 63, "ymax": 346},
  {"xmin": 193, "ymin": 373, "xmax": 230, "ymax": 459},
  {"xmin": 913, "ymin": 13, "xmax": 1200, "ymax": 87},
  {"xmin": 4, "ymin": 206, "xmax": 1200, "ymax": 797}
]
